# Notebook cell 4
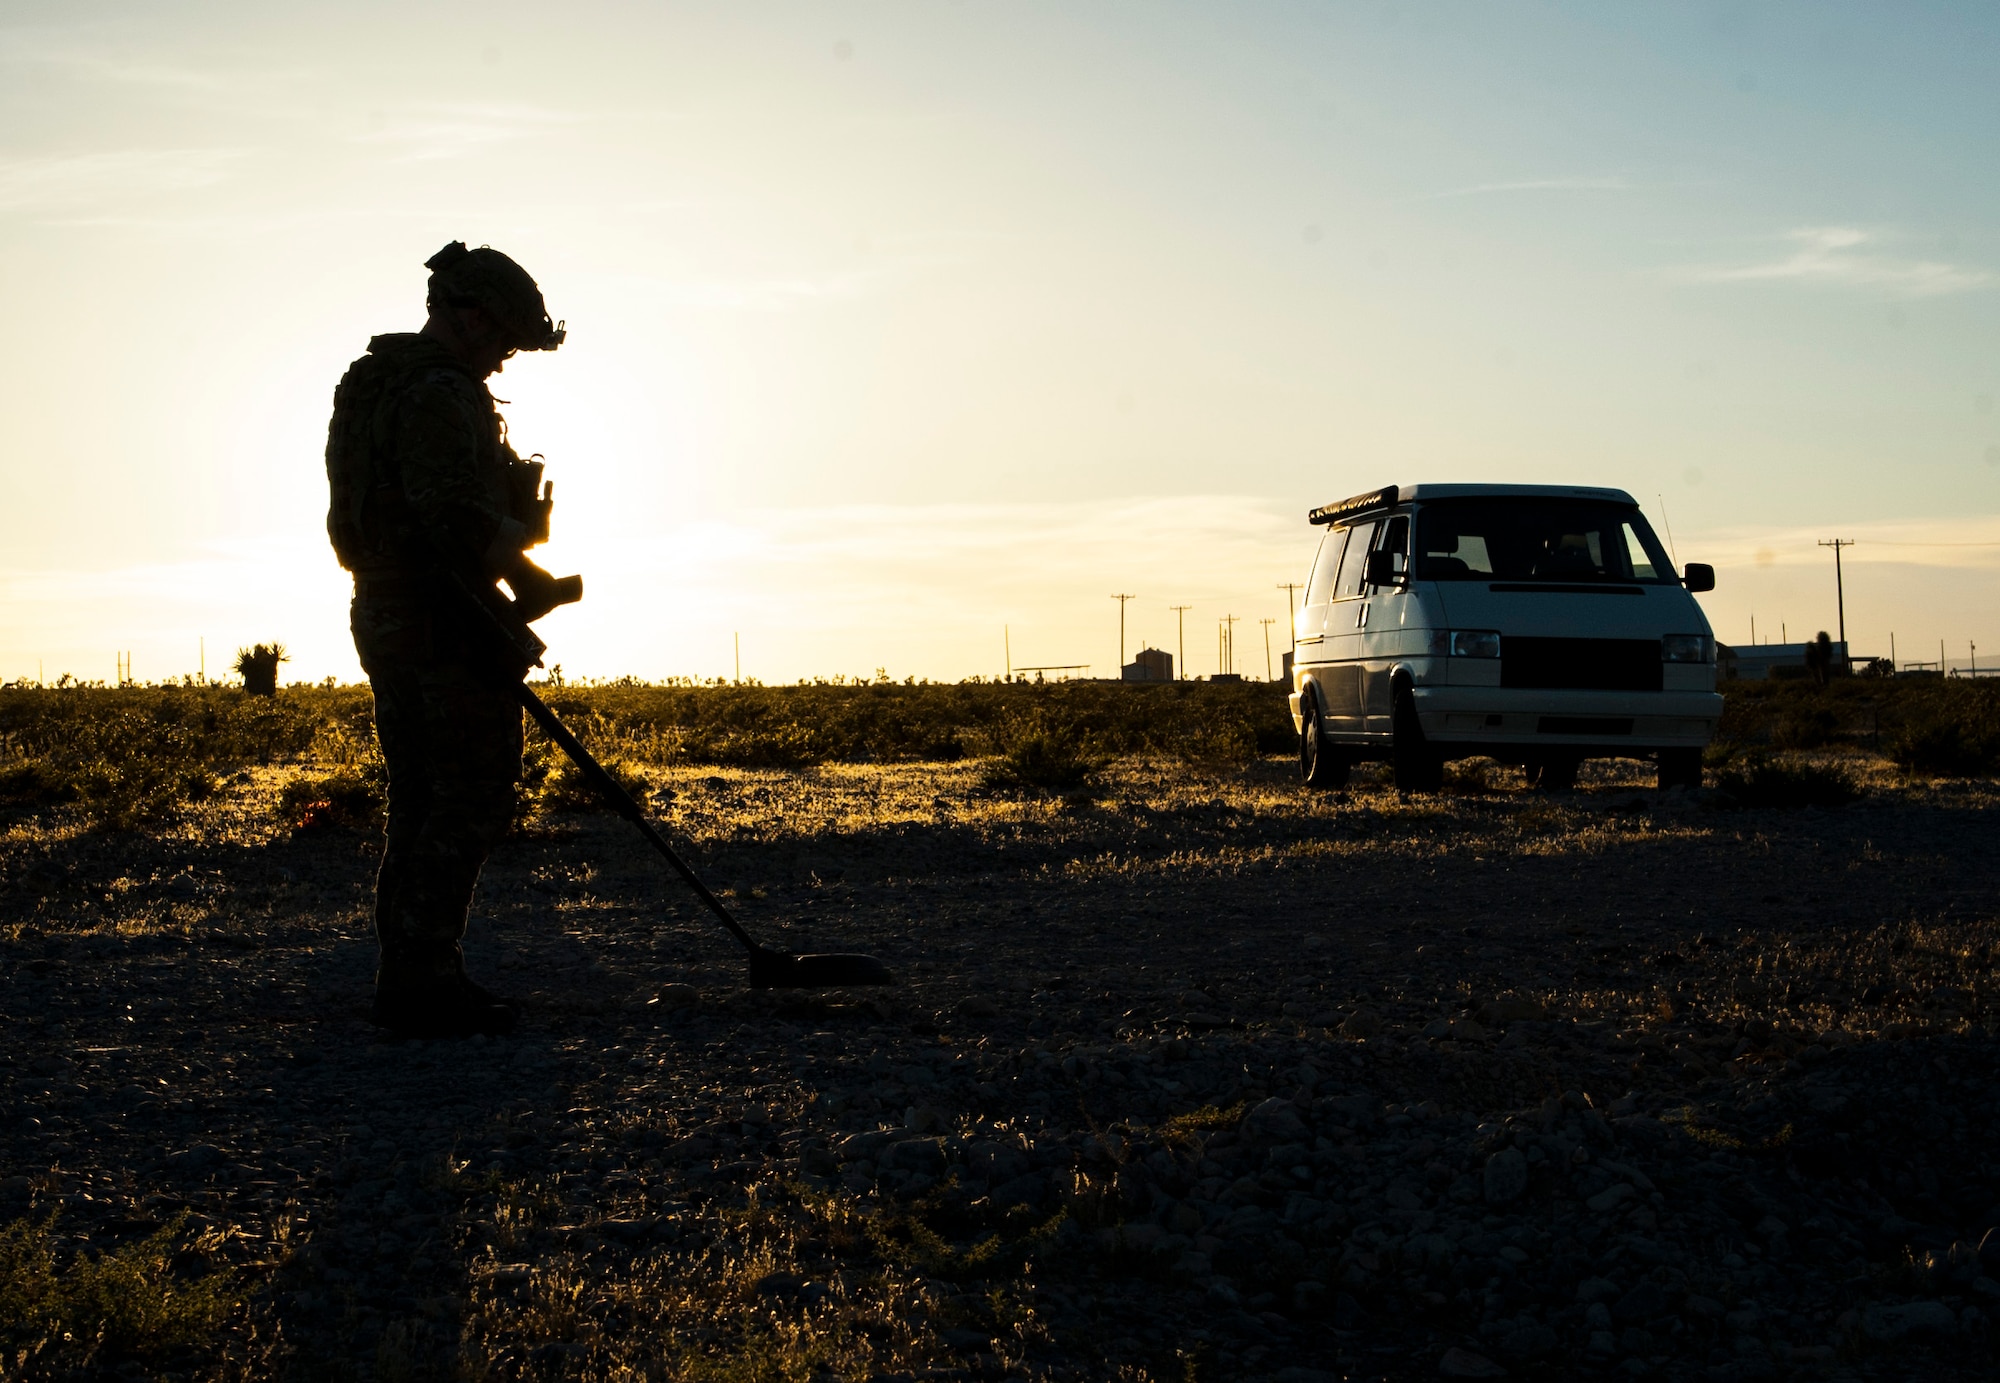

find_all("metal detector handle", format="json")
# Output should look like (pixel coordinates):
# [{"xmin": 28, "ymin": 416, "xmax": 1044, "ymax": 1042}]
[{"xmin": 510, "ymin": 682, "xmax": 766, "ymax": 959}]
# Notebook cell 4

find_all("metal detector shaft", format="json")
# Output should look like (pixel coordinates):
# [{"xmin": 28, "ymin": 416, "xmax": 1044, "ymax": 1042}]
[
  {"xmin": 509, "ymin": 682, "xmax": 893, "ymax": 987},
  {"xmin": 510, "ymin": 682, "xmax": 764, "ymax": 957}
]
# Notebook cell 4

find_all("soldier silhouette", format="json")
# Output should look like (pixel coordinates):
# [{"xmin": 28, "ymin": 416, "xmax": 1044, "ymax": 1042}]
[{"xmin": 323, "ymin": 242, "xmax": 578, "ymax": 1038}]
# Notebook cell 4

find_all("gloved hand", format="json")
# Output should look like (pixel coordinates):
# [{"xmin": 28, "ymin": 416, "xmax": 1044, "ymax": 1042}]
[{"xmin": 503, "ymin": 557, "xmax": 583, "ymax": 623}]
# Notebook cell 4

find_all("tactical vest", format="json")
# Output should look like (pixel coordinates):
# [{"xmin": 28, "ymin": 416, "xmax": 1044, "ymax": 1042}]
[{"xmin": 324, "ymin": 334, "xmax": 496, "ymax": 576}]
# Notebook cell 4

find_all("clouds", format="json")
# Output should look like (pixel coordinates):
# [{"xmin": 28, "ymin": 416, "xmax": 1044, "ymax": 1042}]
[
  {"xmin": 353, "ymin": 103, "xmax": 582, "ymax": 163},
  {"xmin": 1430, "ymin": 175, "xmax": 1634, "ymax": 198},
  {"xmin": 0, "ymin": 147, "xmax": 245, "ymax": 211},
  {"xmin": 1687, "ymin": 514, "xmax": 2000, "ymax": 571},
  {"xmin": 0, "ymin": 496, "xmax": 1309, "ymax": 684},
  {"xmin": 1678, "ymin": 226, "xmax": 1990, "ymax": 297}
]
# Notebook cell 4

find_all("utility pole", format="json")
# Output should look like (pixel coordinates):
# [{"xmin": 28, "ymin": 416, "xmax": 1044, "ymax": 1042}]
[
  {"xmin": 1819, "ymin": 538, "xmax": 1854, "ymax": 663},
  {"xmin": 1169, "ymin": 605, "xmax": 1191, "ymax": 680},
  {"xmin": 1260, "ymin": 618, "xmax": 1276, "ymax": 680},
  {"xmin": 1111, "ymin": 594, "xmax": 1136, "ymax": 675},
  {"xmin": 199, "ymin": 637, "xmax": 205, "ymax": 684},
  {"xmin": 734, "ymin": 632, "xmax": 741, "ymax": 685},
  {"xmin": 1224, "ymin": 614, "xmax": 1239, "ymax": 676},
  {"xmin": 1276, "ymin": 582, "xmax": 1302, "ymax": 653},
  {"xmin": 1004, "ymin": 625, "xmax": 1011, "ymax": 682}
]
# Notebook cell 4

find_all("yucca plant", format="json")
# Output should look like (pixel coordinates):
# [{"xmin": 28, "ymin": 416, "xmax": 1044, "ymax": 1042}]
[{"xmin": 234, "ymin": 643, "xmax": 287, "ymax": 697}]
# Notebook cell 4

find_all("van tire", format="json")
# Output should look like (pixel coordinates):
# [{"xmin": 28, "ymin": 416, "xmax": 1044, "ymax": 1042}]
[
  {"xmin": 1300, "ymin": 695, "xmax": 1350, "ymax": 790},
  {"xmin": 1658, "ymin": 748, "xmax": 1702, "ymax": 791},
  {"xmin": 1391, "ymin": 687, "xmax": 1443, "ymax": 793}
]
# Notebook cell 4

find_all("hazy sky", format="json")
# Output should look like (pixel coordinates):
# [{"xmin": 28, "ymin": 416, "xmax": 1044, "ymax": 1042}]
[{"xmin": 3, "ymin": 2, "xmax": 1997, "ymax": 683}]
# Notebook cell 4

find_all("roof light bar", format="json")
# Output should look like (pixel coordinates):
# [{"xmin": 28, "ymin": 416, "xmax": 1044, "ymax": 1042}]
[{"xmin": 1308, "ymin": 484, "xmax": 1400, "ymax": 526}]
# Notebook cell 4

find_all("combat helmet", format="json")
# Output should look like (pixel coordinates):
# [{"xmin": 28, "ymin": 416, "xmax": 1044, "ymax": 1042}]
[{"xmin": 425, "ymin": 241, "xmax": 566, "ymax": 351}]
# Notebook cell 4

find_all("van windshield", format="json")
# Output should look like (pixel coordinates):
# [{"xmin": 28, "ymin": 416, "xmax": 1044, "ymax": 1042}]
[{"xmin": 1414, "ymin": 498, "xmax": 1676, "ymax": 584}]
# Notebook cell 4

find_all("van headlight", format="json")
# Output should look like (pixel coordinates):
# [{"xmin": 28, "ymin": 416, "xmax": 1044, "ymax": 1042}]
[
  {"xmin": 1448, "ymin": 630, "xmax": 1501, "ymax": 659},
  {"xmin": 1662, "ymin": 634, "xmax": 1714, "ymax": 664}
]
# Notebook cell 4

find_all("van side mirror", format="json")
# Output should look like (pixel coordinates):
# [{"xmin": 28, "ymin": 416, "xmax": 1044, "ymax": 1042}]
[
  {"xmin": 1365, "ymin": 550, "xmax": 1404, "ymax": 587},
  {"xmin": 1683, "ymin": 562, "xmax": 1715, "ymax": 593}
]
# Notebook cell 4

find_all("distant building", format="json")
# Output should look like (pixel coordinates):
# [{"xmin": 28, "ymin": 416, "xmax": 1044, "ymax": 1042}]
[
  {"xmin": 1720, "ymin": 641, "xmax": 1848, "ymax": 681},
  {"xmin": 1122, "ymin": 647, "xmax": 1172, "ymax": 682}
]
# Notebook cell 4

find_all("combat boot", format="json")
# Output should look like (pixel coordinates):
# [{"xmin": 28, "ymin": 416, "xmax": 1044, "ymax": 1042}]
[
  {"xmin": 371, "ymin": 975, "xmax": 516, "ymax": 1038},
  {"xmin": 371, "ymin": 943, "xmax": 517, "ymax": 1039}
]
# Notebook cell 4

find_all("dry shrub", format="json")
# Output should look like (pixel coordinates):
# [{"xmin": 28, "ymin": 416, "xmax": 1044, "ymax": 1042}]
[
  {"xmin": 1772, "ymin": 704, "xmax": 1841, "ymax": 750},
  {"xmin": 0, "ymin": 759, "xmax": 73, "ymax": 812},
  {"xmin": 978, "ymin": 712, "xmax": 1109, "ymax": 794},
  {"xmin": 1888, "ymin": 712, "xmax": 2000, "ymax": 777},
  {"xmin": 517, "ymin": 736, "xmax": 650, "ymax": 816},
  {"xmin": 1443, "ymin": 758, "xmax": 1494, "ymax": 793},
  {"xmin": 0, "ymin": 1213, "xmax": 239, "ymax": 1368},
  {"xmin": 0, "ymin": 684, "xmax": 336, "ymax": 830},
  {"xmin": 1714, "ymin": 753, "xmax": 1861, "ymax": 809},
  {"xmin": 279, "ymin": 768, "xmax": 386, "ymax": 832}
]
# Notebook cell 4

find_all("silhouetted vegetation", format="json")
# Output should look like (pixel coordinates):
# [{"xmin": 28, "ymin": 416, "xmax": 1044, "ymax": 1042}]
[
  {"xmin": 278, "ymin": 766, "xmax": 386, "ymax": 832},
  {"xmin": 0, "ymin": 685, "xmax": 336, "ymax": 829},
  {"xmin": 232, "ymin": 643, "xmax": 287, "ymax": 697},
  {"xmin": 1717, "ymin": 676, "xmax": 2000, "ymax": 776},
  {"xmin": 0, "ymin": 680, "xmax": 1293, "ymax": 829},
  {"xmin": 9, "ymin": 676, "xmax": 2000, "ymax": 833},
  {"xmin": 529, "ymin": 679, "xmax": 1293, "ymax": 772},
  {"xmin": 0, "ymin": 1212, "xmax": 241, "ymax": 1368},
  {"xmin": 977, "ymin": 707, "xmax": 1111, "ymax": 794},
  {"xmin": 1712, "ymin": 752, "xmax": 1863, "ymax": 809}
]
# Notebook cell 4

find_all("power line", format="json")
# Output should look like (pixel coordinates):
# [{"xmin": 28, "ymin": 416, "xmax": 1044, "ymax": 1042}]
[
  {"xmin": 1819, "ymin": 538, "xmax": 1854, "ymax": 656},
  {"xmin": 1276, "ymin": 582, "xmax": 1302, "ymax": 653},
  {"xmin": 1110, "ymin": 593, "xmax": 1135, "ymax": 674}
]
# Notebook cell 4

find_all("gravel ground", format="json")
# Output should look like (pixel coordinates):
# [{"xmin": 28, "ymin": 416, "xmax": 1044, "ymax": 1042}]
[{"xmin": 4, "ymin": 754, "xmax": 1999, "ymax": 1381}]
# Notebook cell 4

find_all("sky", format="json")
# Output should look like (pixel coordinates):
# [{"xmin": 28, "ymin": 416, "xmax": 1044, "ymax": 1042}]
[{"xmin": 2, "ymin": 1, "xmax": 1997, "ymax": 684}]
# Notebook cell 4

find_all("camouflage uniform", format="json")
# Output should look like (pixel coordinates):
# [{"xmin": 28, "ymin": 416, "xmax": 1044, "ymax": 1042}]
[{"xmin": 323, "ymin": 245, "xmax": 566, "ymax": 1032}]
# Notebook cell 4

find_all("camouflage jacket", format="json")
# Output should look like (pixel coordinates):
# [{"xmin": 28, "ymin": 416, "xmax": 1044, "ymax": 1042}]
[{"xmin": 324, "ymin": 333, "xmax": 526, "ymax": 579}]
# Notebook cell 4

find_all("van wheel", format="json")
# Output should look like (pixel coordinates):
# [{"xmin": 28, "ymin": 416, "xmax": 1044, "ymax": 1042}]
[
  {"xmin": 1658, "ymin": 748, "xmax": 1702, "ymax": 791},
  {"xmin": 1531, "ymin": 755, "xmax": 1580, "ymax": 792},
  {"xmin": 1391, "ymin": 688, "xmax": 1443, "ymax": 793},
  {"xmin": 1300, "ymin": 696, "xmax": 1350, "ymax": 790}
]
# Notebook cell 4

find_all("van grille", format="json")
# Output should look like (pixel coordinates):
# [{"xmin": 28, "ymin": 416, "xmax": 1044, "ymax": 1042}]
[
  {"xmin": 1502, "ymin": 637, "xmax": 1661, "ymax": 691},
  {"xmin": 1539, "ymin": 716, "xmax": 1634, "ymax": 736}
]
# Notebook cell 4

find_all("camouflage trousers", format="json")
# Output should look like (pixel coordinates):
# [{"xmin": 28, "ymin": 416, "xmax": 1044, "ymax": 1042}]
[{"xmin": 352, "ymin": 590, "xmax": 521, "ymax": 990}]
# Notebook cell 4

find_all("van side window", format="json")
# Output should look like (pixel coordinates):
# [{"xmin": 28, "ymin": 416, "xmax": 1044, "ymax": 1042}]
[
  {"xmin": 1621, "ymin": 522, "xmax": 1661, "ymax": 581},
  {"xmin": 1305, "ymin": 528, "xmax": 1348, "ymax": 605},
  {"xmin": 1378, "ymin": 515, "xmax": 1410, "ymax": 581},
  {"xmin": 1335, "ymin": 520, "xmax": 1379, "ymax": 599}
]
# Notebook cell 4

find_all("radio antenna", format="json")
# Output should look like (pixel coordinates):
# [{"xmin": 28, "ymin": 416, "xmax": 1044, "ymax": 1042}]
[{"xmin": 1657, "ymin": 493, "xmax": 1681, "ymax": 567}]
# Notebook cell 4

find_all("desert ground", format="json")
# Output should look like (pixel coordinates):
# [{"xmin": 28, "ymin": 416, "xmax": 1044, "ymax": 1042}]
[{"xmin": 5, "ymin": 709, "xmax": 2000, "ymax": 1382}]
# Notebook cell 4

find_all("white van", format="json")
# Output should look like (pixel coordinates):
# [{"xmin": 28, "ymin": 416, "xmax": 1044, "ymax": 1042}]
[{"xmin": 1288, "ymin": 484, "xmax": 1722, "ymax": 791}]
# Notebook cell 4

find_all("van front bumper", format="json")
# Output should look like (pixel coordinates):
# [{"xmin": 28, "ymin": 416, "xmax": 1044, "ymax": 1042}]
[{"xmin": 1412, "ymin": 686, "xmax": 1722, "ymax": 750}]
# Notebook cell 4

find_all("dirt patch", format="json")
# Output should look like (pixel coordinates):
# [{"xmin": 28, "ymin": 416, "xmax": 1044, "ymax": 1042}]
[{"xmin": 3, "ymin": 752, "xmax": 1998, "ymax": 1380}]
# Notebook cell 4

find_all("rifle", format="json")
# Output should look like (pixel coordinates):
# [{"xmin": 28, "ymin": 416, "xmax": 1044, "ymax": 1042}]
[{"xmin": 444, "ymin": 569, "xmax": 893, "ymax": 990}]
